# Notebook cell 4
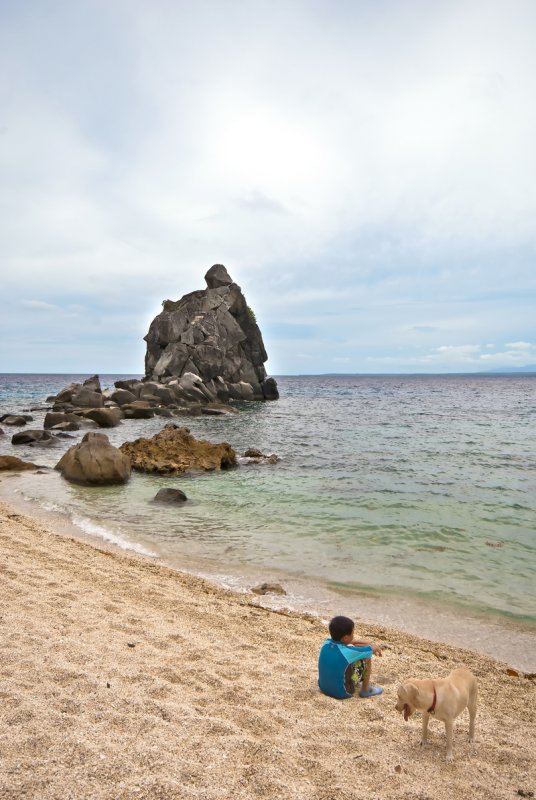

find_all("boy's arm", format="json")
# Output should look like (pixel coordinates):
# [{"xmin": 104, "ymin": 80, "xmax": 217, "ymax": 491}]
[{"xmin": 352, "ymin": 639, "xmax": 382, "ymax": 656}]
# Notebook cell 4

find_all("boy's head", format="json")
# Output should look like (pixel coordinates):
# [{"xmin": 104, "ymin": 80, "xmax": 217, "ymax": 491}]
[{"xmin": 328, "ymin": 615, "xmax": 354, "ymax": 643}]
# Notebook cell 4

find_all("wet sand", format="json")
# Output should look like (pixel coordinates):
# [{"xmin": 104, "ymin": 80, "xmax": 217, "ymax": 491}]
[{"xmin": 0, "ymin": 499, "xmax": 535, "ymax": 800}]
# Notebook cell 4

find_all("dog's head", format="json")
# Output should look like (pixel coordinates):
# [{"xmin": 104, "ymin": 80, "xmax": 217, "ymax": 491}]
[{"xmin": 395, "ymin": 682, "xmax": 419, "ymax": 721}]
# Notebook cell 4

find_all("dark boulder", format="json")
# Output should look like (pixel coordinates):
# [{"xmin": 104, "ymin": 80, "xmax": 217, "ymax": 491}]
[
  {"xmin": 153, "ymin": 487, "xmax": 188, "ymax": 503},
  {"xmin": 44, "ymin": 411, "xmax": 81, "ymax": 429},
  {"xmin": 81, "ymin": 408, "xmax": 123, "ymax": 428},
  {"xmin": 70, "ymin": 387, "xmax": 104, "ymax": 408},
  {"xmin": 11, "ymin": 429, "xmax": 56, "ymax": 446},
  {"xmin": 111, "ymin": 389, "xmax": 137, "ymax": 406},
  {"xmin": 1, "ymin": 414, "xmax": 33, "ymax": 426},
  {"xmin": 114, "ymin": 379, "xmax": 143, "ymax": 395}
]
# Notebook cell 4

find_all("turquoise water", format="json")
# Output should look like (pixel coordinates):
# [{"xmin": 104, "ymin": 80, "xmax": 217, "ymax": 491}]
[{"xmin": 1, "ymin": 373, "xmax": 535, "ymax": 661}]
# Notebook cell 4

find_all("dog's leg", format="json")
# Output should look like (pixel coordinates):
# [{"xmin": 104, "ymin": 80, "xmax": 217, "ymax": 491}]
[
  {"xmin": 420, "ymin": 711, "xmax": 430, "ymax": 746},
  {"xmin": 468, "ymin": 700, "xmax": 477, "ymax": 742},
  {"xmin": 444, "ymin": 718, "xmax": 454, "ymax": 762}
]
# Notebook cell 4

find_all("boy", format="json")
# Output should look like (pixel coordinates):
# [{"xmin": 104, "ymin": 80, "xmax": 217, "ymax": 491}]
[{"xmin": 318, "ymin": 615, "xmax": 384, "ymax": 699}]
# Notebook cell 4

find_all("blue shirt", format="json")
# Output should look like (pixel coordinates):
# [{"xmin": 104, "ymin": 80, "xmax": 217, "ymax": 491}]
[{"xmin": 318, "ymin": 639, "xmax": 373, "ymax": 699}]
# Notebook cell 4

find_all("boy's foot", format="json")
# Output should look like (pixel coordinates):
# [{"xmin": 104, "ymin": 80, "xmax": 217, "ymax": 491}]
[{"xmin": 359, "ymin": 686, "xmax": 384, "ymax": 698}]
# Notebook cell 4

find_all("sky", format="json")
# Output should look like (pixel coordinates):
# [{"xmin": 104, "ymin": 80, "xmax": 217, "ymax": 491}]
[{"xmin": 1, "ymin": 0, "xmax": 535, "ymax": 375}]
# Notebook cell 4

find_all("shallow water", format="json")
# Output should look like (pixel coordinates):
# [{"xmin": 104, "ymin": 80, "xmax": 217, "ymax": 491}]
[{"xmin": 1, "ymin": 373, "xmax": 535, "ymax": 667}]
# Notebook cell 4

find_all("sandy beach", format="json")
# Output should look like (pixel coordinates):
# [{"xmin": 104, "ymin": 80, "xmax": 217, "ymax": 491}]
[{"xmin": 0, "ymin": 498, "xmax": 535, "ymax": 800}]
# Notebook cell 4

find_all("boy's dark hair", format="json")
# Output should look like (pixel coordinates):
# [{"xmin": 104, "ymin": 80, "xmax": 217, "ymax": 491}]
[{"xmin": 328, "ymin": 615, "xmax": 354, "ymax": 641}]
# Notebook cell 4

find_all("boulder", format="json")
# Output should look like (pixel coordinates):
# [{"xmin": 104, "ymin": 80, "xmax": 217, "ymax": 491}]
[
  {"xmin": 44, "ymin": 411, "xmax": 81, "ymax": 429},
  {"xmin": 50, "ymin": 422, "xmax": 79, "ymax": 433},
  {"xmin": 1, "ymin": 414, "xmax": 32, "ymax": 426},
  {"xmin": 83, "ymin": 374, "xmax": 102, "ymax": 393},
  {"xmin": 111, "ymin": 389, "xmax": 137, "ymax": 406},
  {"xmin": 55, "ymin": 432, "xmax": 131, "ymax": 486},
  {"xmin": 11, "ymin": 429, "xmax": 56, "ymax": 446},
  {"xmin": 144, "ymin": 265, "xmax": 278, "ymax": 401},
  {"xmin": 0, "ymin": 455, "xmax": 40, "ymax": 471},
  {"xmin": 70, "ymin": 387, "xmax": 104, "ymax": 408},
  {"xmin": 153, "ymin": 487, "xmax": 188, "ymax": 503},
  {"xmin": 121, "ymin": 403, "xmax": 155, "ymax": 419},
  {"xmin": 81, "ymin": 408, "xmax": 124, "ymax": 428},
  {"xmin": 114, "ymin": 379, "xmax": 143, "ymax": 395},
  {"xmin": 119, "ymin": 424, "xmax": 236, "ymax": 475}
]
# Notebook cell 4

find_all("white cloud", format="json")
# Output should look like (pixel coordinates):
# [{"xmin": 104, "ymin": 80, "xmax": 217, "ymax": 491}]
[{"xmin": 0, "ymin": 0, "xmax": 535, "ymax": 372}]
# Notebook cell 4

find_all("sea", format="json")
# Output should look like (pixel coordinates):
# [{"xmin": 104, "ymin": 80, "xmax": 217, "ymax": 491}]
[{"xmin": 1, "ymin": 373, "xmax": 535, "ymax": 670}]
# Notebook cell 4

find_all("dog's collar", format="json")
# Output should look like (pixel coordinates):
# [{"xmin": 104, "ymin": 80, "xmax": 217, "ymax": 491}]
[{"xmin": 427, "ymin": 685, "xmax": 437, "ymax": 715}]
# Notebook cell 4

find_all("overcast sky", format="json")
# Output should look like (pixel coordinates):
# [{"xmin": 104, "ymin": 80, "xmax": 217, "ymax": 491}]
[{"xmin": 1, "ymin": 0, "xmax": 535, "ymax": 375}]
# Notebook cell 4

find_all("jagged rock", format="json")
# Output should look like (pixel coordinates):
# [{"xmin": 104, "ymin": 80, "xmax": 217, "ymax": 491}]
[
  {"xmin": 144, "ymin": 265, "xmax": 278, "ymax": 402},
  {"xmin": 11, "ymin": 429, "xmax": 57, "ymax": 446},
  {"xmin": 251, "ymin": 583, "xmax": 287, "ymax": 596},
  {"xmin": 44, "ymin": 412, "xmax": 81, "ymax": 429},
  {"xmin": 0, "ymin": 455, "xmax": 40, "ymax": 471},
  {"xmin": 1, "ymin": 414, "xmax": 33, "ymax": 426},
  {"xmin": 55, "ymin": 432, "xmax": 131, "ymax": 485},
  {"xmin": 80, "ymin": 408, "xmax": 124, "ymax": 428},
  {"xmin": 119, "ymin": 424, "xmax": 236, "ymax": 475},
  {"xmin": 153, "ymin": 487, "xmax": 188, "ymax": 503}
]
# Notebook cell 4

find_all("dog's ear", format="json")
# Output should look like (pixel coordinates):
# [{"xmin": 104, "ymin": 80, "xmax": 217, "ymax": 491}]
[{"xmin": 404, "ymin": 682, "xmax": 419, "ymax": 706}]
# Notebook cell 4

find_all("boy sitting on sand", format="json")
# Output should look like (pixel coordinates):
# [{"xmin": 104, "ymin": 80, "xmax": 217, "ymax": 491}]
[{"xmin": 318, "ymin": 615, "xmax": 384, "ymax": 699}]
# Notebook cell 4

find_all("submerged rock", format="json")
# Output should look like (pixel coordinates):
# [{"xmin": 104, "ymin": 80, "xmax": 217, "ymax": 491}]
[
  {"xmin": 119, "ymin": 424, "xmax": 236, "ymax": 475},
  {"xmin": 251, "ymin": 583, "xmax": 287, "ymax": 596},
  {"xmin": 144, "ymin": 264, "xmax": 279, "ymax": 402},
  {"xmin": 55, "ymin": 432, "xmax": 131, "ymax": 485},
  {"xmin": 153, "ymin": 487, "xmax": 188, "ymax": 503},
  {"xmin": 242, "ymin": 448, "xmax": 280, "ymax": 465}
]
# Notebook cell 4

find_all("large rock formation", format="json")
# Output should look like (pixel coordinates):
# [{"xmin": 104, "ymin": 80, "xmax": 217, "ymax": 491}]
[
  {"xmin": 143, "ymin": 265, "xmax": 278, "ymax": 402},
  {"xmin": 119, "ymin": 424, "xmax": 237, "ymax": 475}
]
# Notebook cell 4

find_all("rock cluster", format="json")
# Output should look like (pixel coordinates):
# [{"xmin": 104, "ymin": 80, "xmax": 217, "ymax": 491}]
[
  {"xmin": 119, "ymin": 424, "xmax": 237, "ymax": 475},
  {"xmin": 144, "ymin": 264, "xmax": 278, "ymax": 402},
  {"xmin": 45, "ymin": 374, "xmax": 239, "ymax": 424}
]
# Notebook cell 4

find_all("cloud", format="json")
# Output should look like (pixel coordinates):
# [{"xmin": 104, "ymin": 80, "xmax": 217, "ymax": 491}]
[
  {"xmin": 0, "ymin": 0, "xmax": 535, "ymax": 372},
  {"xmin": 20, "ymin": 299, "xmax": 62, "ymax": 312}
]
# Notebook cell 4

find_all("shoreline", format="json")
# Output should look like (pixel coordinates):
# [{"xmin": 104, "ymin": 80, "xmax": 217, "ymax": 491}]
[
  {"xmin": 2, "ymin": 475, "xmax": 536, "ymax": 674},
  {"xmin": 1, "ymin": 496, "xmax": 535, "ymax": 799}
]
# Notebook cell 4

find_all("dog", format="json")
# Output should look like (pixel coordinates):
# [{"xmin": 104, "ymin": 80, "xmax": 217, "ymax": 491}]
[{"xmin": 395, "ymin": 668, "xmax": 477, "ymax": 761}]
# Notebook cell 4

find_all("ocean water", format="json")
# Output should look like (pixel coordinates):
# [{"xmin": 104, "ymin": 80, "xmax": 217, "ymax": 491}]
[{"xmin": 1, "ymin": 373, "xmax": 535, "ymax": 668}]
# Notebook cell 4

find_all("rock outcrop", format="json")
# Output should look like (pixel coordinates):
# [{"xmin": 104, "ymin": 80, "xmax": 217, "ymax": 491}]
[
  {"xmin": 119, "ymin": 424, "xmax": 236, "ymax": 475},
  {"xmin": 55, "ymin": 432, "xmax": 131, "ymax": 485},
  {"xmin": 143, "ymin": 265, "xmax": 278, "ymax": 402}
]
